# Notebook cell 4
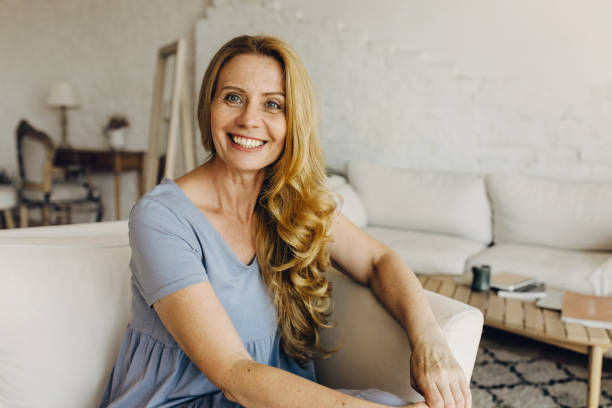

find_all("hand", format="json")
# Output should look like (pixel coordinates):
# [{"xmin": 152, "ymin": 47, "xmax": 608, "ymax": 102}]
[
  {"xmin": 409, "ymin": 335, "xmax": 471, "ymax": 408},
  {"xmin": 403, "ymin": 403, "xmax": 429, "ymax": 408}
]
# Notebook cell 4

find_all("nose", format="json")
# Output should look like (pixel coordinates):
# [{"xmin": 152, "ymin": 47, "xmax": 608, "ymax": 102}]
[{"xmin": 235, "ymin": 101, "xmax": 261, "ymax": 128}]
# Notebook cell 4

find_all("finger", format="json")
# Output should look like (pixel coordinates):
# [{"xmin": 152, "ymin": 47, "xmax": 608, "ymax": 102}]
[
  {"xmin": 461, "ymin": 379, "xmax": 472, "ymax": 408},
  {"xmin": 436, "ymin": 383, "xmax": 455, "ymax": 408},
  {"xmin": 450, "ymin": 381, "xmax": 465, "ymax": 408},
  {"xmin": 421, "ymin": 381, "xmax": 444, "ymax": 408},
  {"xmin": 464, "ymin": 387, "xmax": 472, "ymax": 408}
]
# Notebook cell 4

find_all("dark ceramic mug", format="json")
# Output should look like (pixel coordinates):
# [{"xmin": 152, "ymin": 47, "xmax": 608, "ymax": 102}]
[{"xmin": 471, "ymin": 265, "xmax": 491, "ymax": 292}]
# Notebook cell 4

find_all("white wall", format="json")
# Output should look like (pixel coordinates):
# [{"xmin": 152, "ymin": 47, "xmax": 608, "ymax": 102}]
[
  {"xmin": 197, "ymin": 0, "xmax": 612, "ymax": 179},
  {"xmin": 1, "ymin": 0, "xmax": 611, "ymax": 224},
  {"xmin": 0, "ymin": 0, "xmax": 207, "ymax": 220}
]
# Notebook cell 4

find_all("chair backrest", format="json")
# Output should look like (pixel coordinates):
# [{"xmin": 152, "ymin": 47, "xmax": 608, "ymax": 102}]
[{"xmin": 16, "ymin": 120, "xmax": 55, "ymax": 191}]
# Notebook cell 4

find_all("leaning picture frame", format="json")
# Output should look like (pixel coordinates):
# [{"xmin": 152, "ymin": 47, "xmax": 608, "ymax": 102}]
[{"xmin": 143, "ymin": 38, "xmax": 196, "ymax": 192}]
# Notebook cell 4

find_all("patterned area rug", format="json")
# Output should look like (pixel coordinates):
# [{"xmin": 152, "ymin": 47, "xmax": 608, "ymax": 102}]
[{"xmin": 471, "ymin": 328, "xmax": 612, "ymax": 407}]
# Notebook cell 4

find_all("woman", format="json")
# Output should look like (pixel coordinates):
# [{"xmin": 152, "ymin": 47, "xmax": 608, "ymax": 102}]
[{"xmin": 100, "ymin": 35, "xmax": 470, "ymax": 408}]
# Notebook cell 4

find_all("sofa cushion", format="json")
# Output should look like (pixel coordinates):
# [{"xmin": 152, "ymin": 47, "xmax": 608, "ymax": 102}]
[
  {"xmin": 327, "ymin": 174, "xmax": 347, "ymax": 191},
  {"xmin": 465, "ymin": 243, "xmax": 611, "ymax": 295},
  {"xmin": 348, "ymin": 161, "xmax": 492, "ymax": 244},
  {"xmin": 487, "ymin": 174, "xmax": 612, "ymax": 251},
  {"xmin": 0, "ymin": 232, "xmax": 131, "ymax": 408},
  {"xmin": 366, "ymin": 226, "xmax": 487, "ymax": 276},
  {"xmin": 327, "ymin": 174, "xmax": 368, "ymax": 228}
]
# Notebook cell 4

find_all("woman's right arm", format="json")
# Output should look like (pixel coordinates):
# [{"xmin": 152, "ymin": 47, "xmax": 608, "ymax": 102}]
[{"xmin": 154, "ymin": 282, "xmax": 426, "ymax": 408}]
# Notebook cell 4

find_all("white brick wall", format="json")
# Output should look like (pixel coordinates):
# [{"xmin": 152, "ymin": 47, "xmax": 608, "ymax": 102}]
[
  {"xmin": 1, "ymin": 0, "xmax": 610, "ymax": 224},
  {"xmin": 196, "ymin": 0, "xmax": 612, "ymax": 180},
  {"xmin": 0, "ymin": 0, "xmax": 207, "ymax": 220}
]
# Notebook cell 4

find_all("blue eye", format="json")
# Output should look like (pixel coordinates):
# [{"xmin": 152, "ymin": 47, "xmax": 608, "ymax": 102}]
[
  {"xmin": 266, "ymin": 100, "xmax": 282, "ymax": 110},
  {"xmin": 224, "ymin": 93, "xmax": 242, "ymax": 104}
]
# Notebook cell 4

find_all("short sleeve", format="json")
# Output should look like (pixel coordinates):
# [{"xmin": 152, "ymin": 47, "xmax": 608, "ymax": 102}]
[{"xmin": 129, "ymin": 198, "xmax": 209, "ymax": 306}]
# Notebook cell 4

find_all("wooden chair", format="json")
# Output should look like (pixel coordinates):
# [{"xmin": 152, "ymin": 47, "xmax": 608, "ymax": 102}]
[{"xmin": 16, "ymin": 120, "xmax": 103, "ymax": 225}]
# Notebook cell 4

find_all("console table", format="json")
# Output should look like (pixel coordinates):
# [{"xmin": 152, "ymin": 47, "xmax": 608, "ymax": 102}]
[{"xmin": 53, "ymin": 148, "xmax": 145, "ymax": 220}]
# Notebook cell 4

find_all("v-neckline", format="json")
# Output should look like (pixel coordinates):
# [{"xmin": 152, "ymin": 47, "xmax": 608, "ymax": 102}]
[{"xmin": 162, "ymin": 178, "xmax": 258, "ymax": 269}]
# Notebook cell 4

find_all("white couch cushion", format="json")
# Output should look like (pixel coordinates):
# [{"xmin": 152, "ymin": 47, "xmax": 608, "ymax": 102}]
[
  {"xmin": 327, "ymin": 174, "xmax": 347, "ymax": 191},
  {"xmin": 327, "ymin": 174, "xmax": 368, "ymax": 228},
  {"xmin": 487, "ymin": 174, "xmax": 612, "ymax": 251},
  {"xmin": 366, "ymin": 226, "xmax": 487, "ymax": 276},
  {"xmin": 465, "ymin": 243, "xmax": 611, "ymax": 295},
  {"xmin": 0, "ymin": 231, "xmax": 131, "ymax": 408},
  {"xmin": 348, "ymin": 161, "xmax": 492, "ymax": 244}
]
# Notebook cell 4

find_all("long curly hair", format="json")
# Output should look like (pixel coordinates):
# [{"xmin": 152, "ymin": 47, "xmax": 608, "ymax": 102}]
[{"xmin": 197, "ymin": 35, "xmax": 337, "ymax": 360}]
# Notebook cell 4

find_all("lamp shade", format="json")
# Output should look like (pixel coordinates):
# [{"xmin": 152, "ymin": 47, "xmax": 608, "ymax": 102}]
[{"xmin": 47, "ymin": 82, "xmax": 80, "ymax": 108}]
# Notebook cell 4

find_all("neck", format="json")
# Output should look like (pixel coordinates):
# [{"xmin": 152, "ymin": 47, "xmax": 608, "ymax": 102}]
[{"xmin": 202, "ymin": 156, "xmax": 267, "ymax": 223}]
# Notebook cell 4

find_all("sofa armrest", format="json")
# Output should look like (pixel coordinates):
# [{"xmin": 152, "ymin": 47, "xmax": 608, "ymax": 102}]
[
  {"xmin": 315, "ymin": 268, "xmax": 483, "ymax": 402},
  {"xmin": 0, "ymin": 229, "xmax": 132, "ymax": 408}
]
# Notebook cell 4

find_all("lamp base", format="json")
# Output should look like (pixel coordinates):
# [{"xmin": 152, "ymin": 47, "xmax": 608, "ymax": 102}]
[
  {"xmin": 58, "ymin": 140, "xmax": 71, "ymax": 149},
  {"xmin": 59, "ymin": 106, "xmax": 71, "ymax": 148}
]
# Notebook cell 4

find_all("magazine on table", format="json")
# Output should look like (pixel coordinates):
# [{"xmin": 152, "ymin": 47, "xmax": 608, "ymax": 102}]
[{"xmin": 561, "ymin": 291, "xmax": 612, "ymax": 329}]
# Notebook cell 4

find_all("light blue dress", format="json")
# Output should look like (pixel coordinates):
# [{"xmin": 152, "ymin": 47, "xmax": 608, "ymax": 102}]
[{"xmin": 99, "ymin": 178, "xmax": 315, "ymax": 407}]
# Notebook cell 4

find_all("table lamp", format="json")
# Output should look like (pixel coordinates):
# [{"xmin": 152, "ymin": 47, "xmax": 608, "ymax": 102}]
[{"xmin": 47, "ymin": 82, "xmax": 80, "ymax": 147}]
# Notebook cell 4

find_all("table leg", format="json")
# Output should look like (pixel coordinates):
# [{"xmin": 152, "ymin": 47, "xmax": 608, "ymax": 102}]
[
  {"xmin": 137, "ymin": 158, "xmax": 144, "ymax": 197},
  {"xmin": 42, "ymin": 205, "xmax": 51, "ymax": 226},
  {"xmin": 19, "ymin": 205, "xmax": 28, "ymax": 228},
  {"xmin": 113, "ymin": 154, "xmax": 122, "ymax": 220},
  {"xmin": 587, "ymin": 345, "xmax": 603, "ymax": 408}
]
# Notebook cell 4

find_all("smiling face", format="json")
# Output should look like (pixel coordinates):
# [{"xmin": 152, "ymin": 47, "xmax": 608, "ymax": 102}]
[{"xmin": 209, "ymin": 54, "xmax": 287, "ymax": 174}]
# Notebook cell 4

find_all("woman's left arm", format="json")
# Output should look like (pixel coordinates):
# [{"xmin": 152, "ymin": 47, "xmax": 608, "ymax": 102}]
[{"xmin": 329, "ymin": 212, "xmax": 471, "ymax": 408}]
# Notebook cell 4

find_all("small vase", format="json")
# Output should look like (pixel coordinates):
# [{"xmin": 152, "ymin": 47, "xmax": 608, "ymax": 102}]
[{"xmin": 107, "ymin": 128, "xmax": 127, "ymax": 150}]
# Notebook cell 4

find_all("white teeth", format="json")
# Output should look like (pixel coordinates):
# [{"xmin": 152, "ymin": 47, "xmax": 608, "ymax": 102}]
[{"xmin": 231, "ymin": 135, "xmax": 264, "ymax": 148}]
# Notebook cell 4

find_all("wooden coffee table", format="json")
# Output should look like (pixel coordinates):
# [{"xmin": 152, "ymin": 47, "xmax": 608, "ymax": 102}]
[{"xmin": 419, "ymin": 275, "xmax": 612, "ymax": 408}]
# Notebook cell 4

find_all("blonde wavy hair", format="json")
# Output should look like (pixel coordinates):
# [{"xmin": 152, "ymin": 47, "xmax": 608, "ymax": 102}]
[{"xmin": 197, "ymin": 35, "xmax": 338, "ymax": 360}]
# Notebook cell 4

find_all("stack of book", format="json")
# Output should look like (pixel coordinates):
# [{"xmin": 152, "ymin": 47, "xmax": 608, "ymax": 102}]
[{"xmin": 490, "ymin": 273, "xmax": 547, "ymax": 300}]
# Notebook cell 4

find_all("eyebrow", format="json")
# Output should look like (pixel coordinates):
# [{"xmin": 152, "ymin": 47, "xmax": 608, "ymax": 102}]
[{"xmin": 220, "ymin": 85, "xmax": 285, "ymax": 97}]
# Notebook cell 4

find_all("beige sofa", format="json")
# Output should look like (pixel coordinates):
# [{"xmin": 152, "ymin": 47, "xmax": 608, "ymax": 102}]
[
  {"xmin": 0, "ymin": 220, "xmax": 483, "ymax": 407},
  {"xmin": 332, "ymin": 161, "xmax": 612, "ymax": 296}
]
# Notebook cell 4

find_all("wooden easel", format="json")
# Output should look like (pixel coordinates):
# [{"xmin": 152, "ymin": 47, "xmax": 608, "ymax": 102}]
[{"xmin": 143, "ymin": 38, "xmax": 196, "ymax": 193}]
